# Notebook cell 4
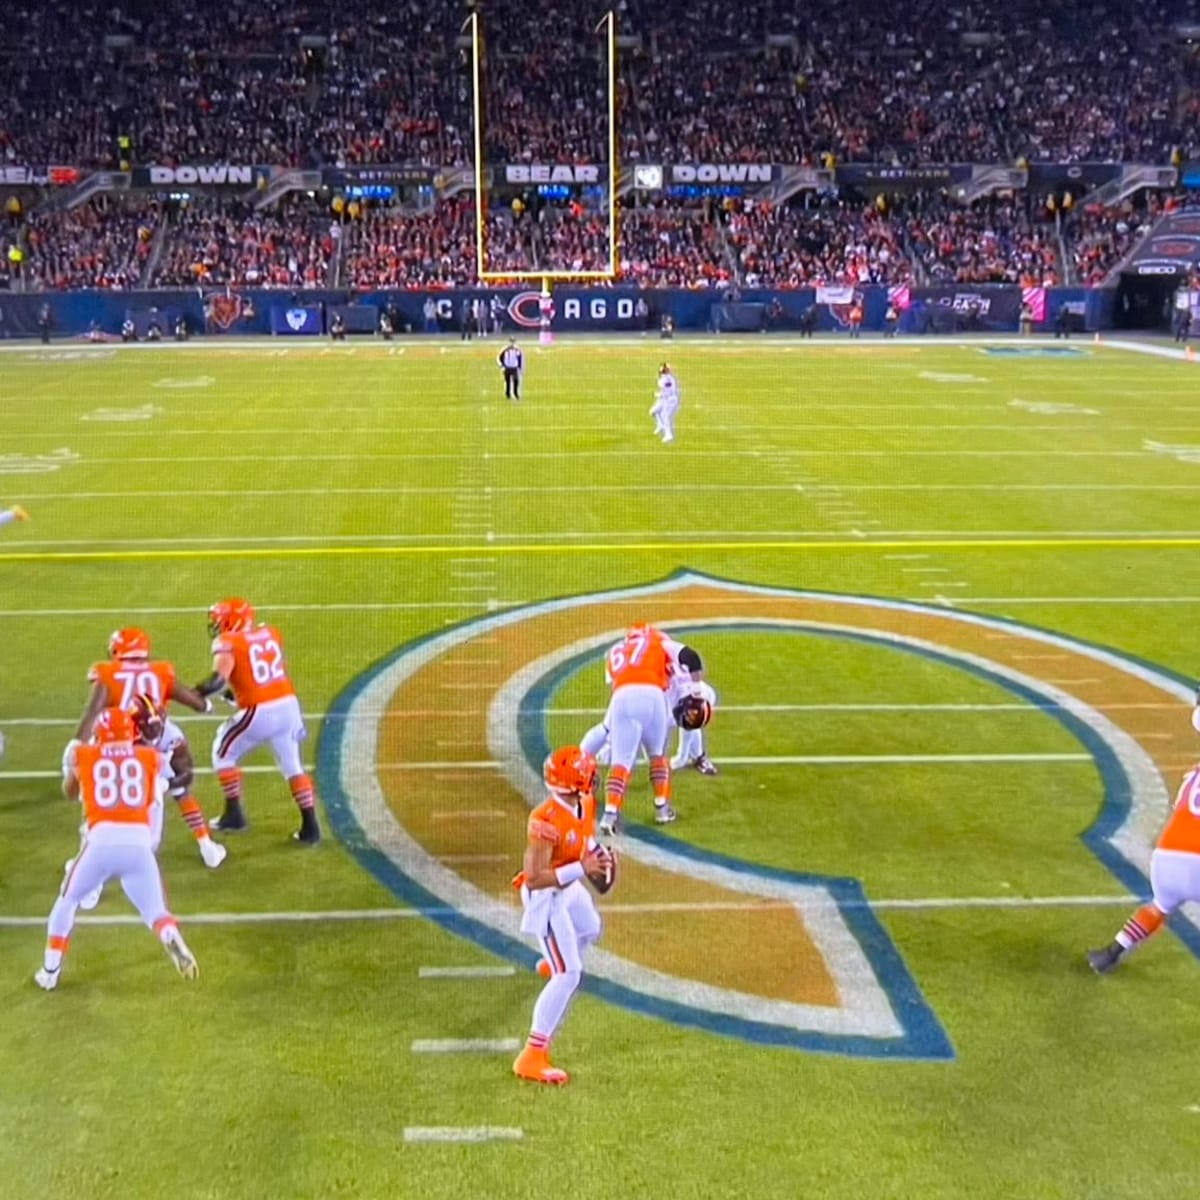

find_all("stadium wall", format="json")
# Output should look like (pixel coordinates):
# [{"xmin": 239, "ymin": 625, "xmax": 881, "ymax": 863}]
[{"xmin": 0, "ymin": 286, "xmax": 1111, "ymax": 340}]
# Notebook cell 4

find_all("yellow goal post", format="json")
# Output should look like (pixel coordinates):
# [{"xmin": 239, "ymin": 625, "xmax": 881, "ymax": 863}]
[{"xmin": 467, "ymin": 8, "xmax": 618, "ymax": 283}]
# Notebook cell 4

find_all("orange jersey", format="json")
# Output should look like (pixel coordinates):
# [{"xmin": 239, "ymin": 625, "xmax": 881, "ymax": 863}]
[
  {"xmin": 604, "ymin": 626, "xmax": 675, "ymax": 691},
  {"xmin": 88, "ymin": 658, "xmax": 177, "ymax": 711},
  {"xmin": 74, "ymin": 742, "xmax": 161, "ymax": 830},
  {"xmin": 1158, "ymin": 767, "xmax": 1200, "ymax": 855},
  {"xmin": 527, "ymin": 791, "xmax": 597, "ymax": 872},
  {"xmin": 212, "ymin": 624, "xmax": 296, "ymax": 707}
]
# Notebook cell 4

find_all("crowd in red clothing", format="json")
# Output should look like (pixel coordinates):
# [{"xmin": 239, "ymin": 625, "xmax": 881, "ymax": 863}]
[
  {"xmin": 155, "ymin": 199, "xmax": 332, "ymax": 288},
  {"xmin": 725, "ymin": 200, "xmax": 914, "ymax": 287},
  {"xmin": 900, "ymin": 197, "xmax": 1060, "ymax": 285},
  {"xmin": 6, "ymin": 189, "xmax": 1198, "ymax": 292},
  {"xmin": 22, "ymin": 198, "xmax": 157, "ymax": 291}
]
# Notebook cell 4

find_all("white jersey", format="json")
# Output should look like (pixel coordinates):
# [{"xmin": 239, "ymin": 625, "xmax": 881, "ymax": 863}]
[{"xmin": 656, "ymin": 373, "xmax": 679, "ymax": 406}]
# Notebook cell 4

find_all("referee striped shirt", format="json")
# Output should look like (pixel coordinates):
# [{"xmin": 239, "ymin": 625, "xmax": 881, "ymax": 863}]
[{"xmin": 499, "ymin": 345, "xmax": 523, "ymax": 370}]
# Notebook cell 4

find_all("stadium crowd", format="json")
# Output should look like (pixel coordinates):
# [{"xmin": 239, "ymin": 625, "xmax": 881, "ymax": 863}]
[
  {"xmin": 22, "ymin": 198, "xmax": 158, "ymax": 291},
  {"xmin": 1, "ymin": 190, "xmax": 1187, "ymax": 290},
  {"xmin": 898, "ymin": 196, "xmax": 1061, "ymax": 284},
  {"xmin": 154, "ymin": 198, "xmax": 333, "ymax": 288},
  {"xmin": 1, "ymin": 0, "xmax": 1197, "ymax": 290},
  {"xmin": 1, "ymin": 0, "xmax": 1197, "ymax": 170}
]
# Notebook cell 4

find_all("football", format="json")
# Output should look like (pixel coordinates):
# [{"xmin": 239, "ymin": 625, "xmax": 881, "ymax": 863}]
[{"xmin": 589, "ymin": 843, "xmax": 617, "ymax": 895}]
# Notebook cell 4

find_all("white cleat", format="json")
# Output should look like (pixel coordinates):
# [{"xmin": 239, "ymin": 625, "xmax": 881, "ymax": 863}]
[
  {"xmin": 661, "ymin": 434, "xmax": 674, "ymax": 444},
  {"xmin": 199, "ymin": 838, "xmax": 227, "ymax": 869},
  {"xmin": 598, "ymin": 811, "xmax": 622, "ymax": 837},
  {"xmin": 163, "ymin": 931, "xmax": 199, "ymax": 980},
  {"xmin": 34, "ymin": 967, "xmax": 59, "ymax": 991}
]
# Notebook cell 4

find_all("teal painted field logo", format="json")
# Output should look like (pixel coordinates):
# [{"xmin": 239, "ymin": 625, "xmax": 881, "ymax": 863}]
[{"xmin": 317, "ymin": 572, "xmax": 1197, "ymax": 1060}]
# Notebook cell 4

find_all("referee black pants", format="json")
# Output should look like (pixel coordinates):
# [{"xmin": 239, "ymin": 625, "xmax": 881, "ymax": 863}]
[{"xmin": 503, "ymin": 367, "xmax": 520, "ymax": 399}]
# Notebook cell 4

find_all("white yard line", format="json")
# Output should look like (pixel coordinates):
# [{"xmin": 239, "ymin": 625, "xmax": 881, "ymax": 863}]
[
  {"xmin": 10, "ymin": 528, "xmax": 1200, "ymax": 551},
  {"xmin": 25, "ymin": 482, "xmax": 1200, "ymax": 501},
  {"xmin": 12, "ymin": 450, "xmax": 1157, "ymax": 465},
  {"xmin": 411, "ymin": 1039, "xmax": 520, "ymax": 1054},
  {"xmin": 0, "ymin": 701, "xmax": 1181, "ymax": 731},
  {"xmin": 0, "ymin": 754, "xmax": 1093, "ymax": 782},
  {"xmin": 403, "ymin": 1127, "xmax": 524, "ymax": 1144},
  {"xmin": 0, "ymin": 596, "xmax": 1198, "ymax": 622},
  {"xmin": 0, "ymin": 894, "xmax": 1140, "ymax": 929},
  {"xmin": 417, "ymin": 965, "xmax": 516, "ymax": 978}
]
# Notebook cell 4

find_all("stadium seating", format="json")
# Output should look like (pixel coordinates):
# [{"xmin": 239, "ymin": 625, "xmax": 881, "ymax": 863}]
[
  {"xmin": 1, "ymin": 0, "xmax": 1197, "ymax": 291},
  {"xmin": 0, "ymin": 0, "xmax": 1195, "ymax": 168}
]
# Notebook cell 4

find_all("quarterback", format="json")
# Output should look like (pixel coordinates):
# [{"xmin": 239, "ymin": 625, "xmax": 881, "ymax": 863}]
[{"xmin": 511, "ymin": 747, "xmax": 612, "ymax": 1085}]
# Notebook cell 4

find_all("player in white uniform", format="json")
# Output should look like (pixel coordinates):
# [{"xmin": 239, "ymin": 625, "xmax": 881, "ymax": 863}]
[
  {"xmin": 666, "ymin": 646, "xmax": 718, "ymax": 774},
  {"xmin": 650, "ymin": 362, "xmax": 680, "ymax": 443}
]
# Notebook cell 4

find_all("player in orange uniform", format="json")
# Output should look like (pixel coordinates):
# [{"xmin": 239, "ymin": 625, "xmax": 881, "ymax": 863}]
[
  {"xmin": 195, "ymin": 598, "xmax": 320, "ymax": 844},
  {"xmin": 584, "ymin": 622, "xmax": 682, "ymax": 835},
  {"xmin": 511, "ymin": 746, "xmax": 611, "ymax": 1085},
  {"xmin": 77, "ymin": 627, "xmax": 212, "ymax": 733},
  {"xmin": 1088, "ymin": 764, "xmax": 1200, "ymax": 973},
  {"xmin": 35, "ymin": 707, "xmax": 198, "ymax": 990},
  {"xmin": 74, "ymin": 627, "xmax": 222, "ymax": 865}
]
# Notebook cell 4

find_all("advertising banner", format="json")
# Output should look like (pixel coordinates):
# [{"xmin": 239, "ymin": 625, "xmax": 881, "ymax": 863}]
[
  {"xmin": 130, "ymin": 165, "xmax": 271, "ymax": 187},
  {"xmin": 835, "ymin": 165, "xmax": 971, "ymax": 188},
  {"xmin": 269, "ymin": 305, "xmax": 324, "ymax": 335},
  {"xmin": 323, "ymin": 165, "xmax": 436, "ymax": 187},
  {"xmin": 907, "ymin": 286, "xmax": 1022, "ymax": 332},
  {"xmin": 0, "ymin": 165, "xmax": 81, "ymax": 186}
]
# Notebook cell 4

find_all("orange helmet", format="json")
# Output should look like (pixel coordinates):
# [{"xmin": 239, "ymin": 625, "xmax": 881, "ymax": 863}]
[
  {"xmin": 543, "ymin": 746, "xmax": 598, "ymax": 796},
  {"xmin": 128, "ymin": 692, "xmax": 165, "ymax": 745},
  {"xmin": 93, "ymin": 707, "xmax": 135, "ymax": 744},
  {"xmin": 108, "ymin": 627, "xmax": 150, "ymax": 660},
  {"xmin": 208, "ymin": 597, "xmax": 255, "ymax": 637}
]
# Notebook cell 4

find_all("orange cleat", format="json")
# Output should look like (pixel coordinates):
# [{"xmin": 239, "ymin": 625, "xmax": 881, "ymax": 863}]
[
  {"xmin": 512, "ymin": 1045, "xmax": 569, "ymax": 1085},
  {"xmin": 535, "ymin": 958, "xmax": 552, "ymax": 979}
]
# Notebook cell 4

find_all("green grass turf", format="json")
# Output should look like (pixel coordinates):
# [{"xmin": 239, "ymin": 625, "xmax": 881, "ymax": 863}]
[{"xmin": 2, "ymin": 336, "xmax": 1200, "ymax": 1198}]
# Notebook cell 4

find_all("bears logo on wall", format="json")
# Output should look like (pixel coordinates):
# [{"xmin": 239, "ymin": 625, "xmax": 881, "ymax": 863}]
[{"xmin": 204, "ymin": 291, "xmax": 244, "ymax": 331}]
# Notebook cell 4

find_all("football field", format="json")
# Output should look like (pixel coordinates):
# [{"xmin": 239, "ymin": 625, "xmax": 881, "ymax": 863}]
[{"xmin": 2, "ymin": 334, "xmax": 1199, "ymax": 1199}]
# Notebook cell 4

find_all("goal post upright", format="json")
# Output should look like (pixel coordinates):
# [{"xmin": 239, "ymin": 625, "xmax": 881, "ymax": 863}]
[{"xmin": 469, "ymin": 7, "xmax": 619, "ymax": 285}]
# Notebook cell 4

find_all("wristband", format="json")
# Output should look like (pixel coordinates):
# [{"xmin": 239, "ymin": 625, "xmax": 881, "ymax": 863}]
[{"xmin": 555, "ymin": 861, "xmax": 586, "ymax": 887}]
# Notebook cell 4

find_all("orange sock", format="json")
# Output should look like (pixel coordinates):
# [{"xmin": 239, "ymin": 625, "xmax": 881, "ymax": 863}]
[
  {"xmin": 649, "ymin": 755, "xmax": 671, "ymax": 802},
  {"xmin": 288, "ymin": 772, "xmax": 315, "ymax": 812},
  {"xmin": 604, "ymin": 765, "xmax": 629, "ymax": 812},
  {"xmin": 176, "ymin": 795, "xmax": 209, "ymax": 840},
  {"xmin": 1116, "ymin": 903, "xmax": 1165, "ymax": 951},
  {"xmin": 216, "ymin": 768, "xmax": 242, "ymax": 804}
]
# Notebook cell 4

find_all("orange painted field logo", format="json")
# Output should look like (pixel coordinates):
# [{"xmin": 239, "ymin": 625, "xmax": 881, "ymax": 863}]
[{"xmin": 317, "ymin": 572, "xmax": 1197, "ymax": 1059}]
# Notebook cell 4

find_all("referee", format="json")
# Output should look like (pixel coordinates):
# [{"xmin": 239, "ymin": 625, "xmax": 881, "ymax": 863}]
[{"xmin": 498, "ymin": 338, "xmax": 523, "ymax": 400}]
